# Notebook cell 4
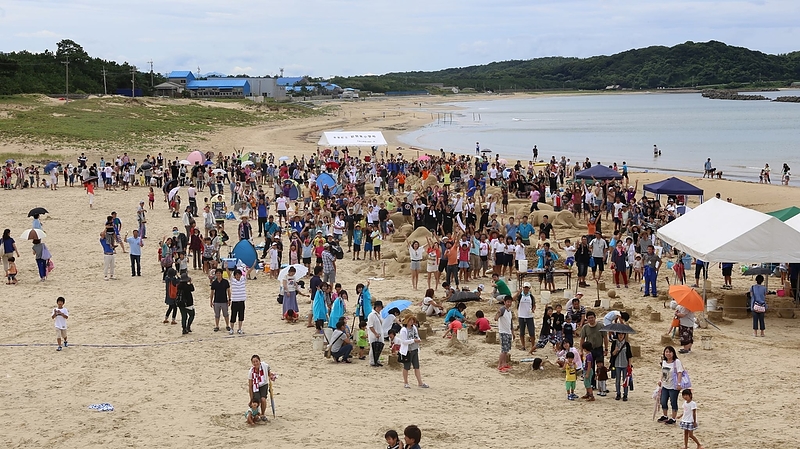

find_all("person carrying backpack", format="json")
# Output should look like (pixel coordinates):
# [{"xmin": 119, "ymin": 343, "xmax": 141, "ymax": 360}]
[{"xmin": 164, "ymin": 268, "xmax": 179, "ymax": 325}]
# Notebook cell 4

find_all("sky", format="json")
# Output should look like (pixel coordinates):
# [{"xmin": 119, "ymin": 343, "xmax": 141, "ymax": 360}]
[{"xmin": 1, "ymin": 0, "xmax": 799, "ymax": 77}]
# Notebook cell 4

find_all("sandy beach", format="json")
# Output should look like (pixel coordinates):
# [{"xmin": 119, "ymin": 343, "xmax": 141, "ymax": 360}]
[{"xmin": 1, "ymin": 93, "xmax": 800, "ymax": 449}]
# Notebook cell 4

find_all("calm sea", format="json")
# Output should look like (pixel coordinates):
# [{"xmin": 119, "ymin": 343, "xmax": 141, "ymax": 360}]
[{"xmin": 398, "ymin": 91, "xmax": 800, "ymax": 181}]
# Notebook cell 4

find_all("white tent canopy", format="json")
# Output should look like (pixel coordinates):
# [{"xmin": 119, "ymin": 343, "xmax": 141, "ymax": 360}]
[
  {"xmin": 786, "ymin": 213, "xmax": 800, "ymax": 232},
  {"xmin": 656, "ymin": 198, "xmax": 800, "ymax": 263},
  {"xmin": 317, "ymin": 131, "xmax": 387, "ymax": 147}
]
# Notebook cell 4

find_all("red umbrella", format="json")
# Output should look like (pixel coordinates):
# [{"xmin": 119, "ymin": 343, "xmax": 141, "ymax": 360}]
[{"xmin": 326, "ymin": 161, "xmax": 340, "ymax": 170}]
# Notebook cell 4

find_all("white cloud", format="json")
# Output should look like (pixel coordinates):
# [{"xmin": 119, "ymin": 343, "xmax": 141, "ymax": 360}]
[{"xmin": 1, "ymin": 0, "xmax": 799, "ymax": 76}]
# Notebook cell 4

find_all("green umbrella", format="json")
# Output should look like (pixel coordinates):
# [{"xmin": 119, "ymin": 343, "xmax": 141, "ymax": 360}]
[{"xmin": 766, "ymin": 206, "xmax": 800, "ymax": 222}]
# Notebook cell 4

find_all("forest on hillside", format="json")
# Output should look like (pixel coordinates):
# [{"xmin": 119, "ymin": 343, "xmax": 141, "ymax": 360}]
[
  {"xmin": 333, "ymin": 41, "xmax": 800, "ymax": 92},
  {"xmin": 0, "ymin": 40, "xmax": 164, "ymax": 96}
]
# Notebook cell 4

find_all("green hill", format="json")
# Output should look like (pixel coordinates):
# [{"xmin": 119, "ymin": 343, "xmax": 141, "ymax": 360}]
[
  {"xmin": 0, "ymin": 39, "xmax": 164, "ymax": 96},
  {"xmin": 334, "ymin": 41, "xmax": 800, "ymax": 92}
]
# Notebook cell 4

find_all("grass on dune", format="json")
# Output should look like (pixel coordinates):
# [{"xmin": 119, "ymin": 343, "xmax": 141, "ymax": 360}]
[{"xmin": 0, "ymin": 96, "xmax": 321, "ymax": 147}]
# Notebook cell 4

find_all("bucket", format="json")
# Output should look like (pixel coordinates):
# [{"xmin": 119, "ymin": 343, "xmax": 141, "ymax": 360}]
[
  {"xmin": 777, "ymin": 289, "xmax": 785, "ymax": 297},
  {"xmin": 540, "ymin": 290, "xmax": 551, "ymax": 305},
  {"xmin": 312, "ymin": 334, "xmax": 325, "ymax": 351},
  {"xmin": 700, "ymin": 335, "xmax": 713, "ymax": 350},
  {"xmin": 518, "ymin": 260, "xmax": 528, "ymax": 273},
  {"xmin": 323, "ymin": 327, "xmax": 333, "ymax": 343},
  {"xmin": 456, "ymin": 329, "xmax": 468, "ymax": 343},
  {"xmin": 706, "ymin": 298, "xmax": 718, "ymax": 312}
]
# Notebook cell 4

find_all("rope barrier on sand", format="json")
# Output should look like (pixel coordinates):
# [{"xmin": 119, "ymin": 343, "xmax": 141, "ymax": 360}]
[{"xmin": 0, "ymin": 328, "xmax": 304, "ymax": 348}]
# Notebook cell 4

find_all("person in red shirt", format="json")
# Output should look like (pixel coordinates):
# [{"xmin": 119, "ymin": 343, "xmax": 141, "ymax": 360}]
[
  {"xmin": 85, "ymin": 181, "xmax": 95, "ymax": 209},
  {"xmin": 470, "ymin": 310, "xmax": 492, "ymax": 335}
]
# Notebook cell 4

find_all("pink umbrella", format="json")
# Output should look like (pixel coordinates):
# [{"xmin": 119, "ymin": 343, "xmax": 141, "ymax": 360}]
[
  {"xmin": 418, "ymin": 155, "xmax": 430, "ymax": 161},
  {"xmin": 497, "ymin": 158, "xmax": 508, "ymax": 165},
  {"xmin": 187, "ymin": 151, "xmax": 206, "ymax": 165}
]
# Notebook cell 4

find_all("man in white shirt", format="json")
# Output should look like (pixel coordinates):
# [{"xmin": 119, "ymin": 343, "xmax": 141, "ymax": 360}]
[
  {"xmin": 367, "ymin": 301, "xmax": 385, "ymax": 367},
  {"xmin": 495, "ymin": 296, "xmax": 514, "ymax": 372},
  {"xmin": 589, "ymin": 231, "xmax": 608, "ymax": 281},
  {"xmin": 514, "ymin": 282, "xmax": 536, "ymax": 351},
  {"xmin": 488, "ymin": 165, "xmax": 498, "ymax": 186},
  {"xmin": 275, "ymin": 195, "xmax": 288, "ymax": 226},
  {"xmin": 229, "ymin": 269, "xmax": 247, "ymax": 335}
]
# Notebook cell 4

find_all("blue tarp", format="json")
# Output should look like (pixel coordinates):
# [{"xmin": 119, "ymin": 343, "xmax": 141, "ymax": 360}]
[{"xmin": 574, "ymin": 165, "xmax": 623, "ymax": 180}]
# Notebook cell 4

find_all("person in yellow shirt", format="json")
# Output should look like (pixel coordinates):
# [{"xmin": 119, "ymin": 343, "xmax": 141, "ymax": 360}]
[{"xmin": 565, "ymin": 352, "xmax": 578, "ymax": 400}]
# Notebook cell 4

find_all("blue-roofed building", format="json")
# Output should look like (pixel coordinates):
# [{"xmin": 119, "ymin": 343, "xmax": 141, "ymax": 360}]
[
  {"xmin": 167, "ymin": 71, "xmax": 196, "ymax": 86},
  {"xmin": 186, "ymin": 79, "xmax": 250, "ymax": 97}
]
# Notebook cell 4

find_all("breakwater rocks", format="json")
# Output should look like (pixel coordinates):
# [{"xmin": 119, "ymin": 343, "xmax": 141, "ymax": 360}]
[
  {"xmin": 773, "ymin": 96, "xmax": 800, "ymax": 103},
  {"xmin": 701, "ymin": 90, "xmax": 768, "ymax": 100}
]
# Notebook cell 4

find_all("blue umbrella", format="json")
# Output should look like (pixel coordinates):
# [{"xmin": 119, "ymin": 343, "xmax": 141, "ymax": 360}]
[
  {"xmin": 44, "ymin": 161, "xmax": 59, "ymax": 173},
  {"xmin": 204, "ymin": 160, "xmax": 214, "ymax": 165},
  {"xmin": 381, "ymin": 300, "xmax": 413, "ymax": 318}
]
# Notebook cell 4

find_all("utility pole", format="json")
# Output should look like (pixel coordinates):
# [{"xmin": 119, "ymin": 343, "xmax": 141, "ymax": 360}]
[
  {"xmin": 61, "ymin": 57, "xmax": 69, "ymax": 102},
  {"xmin": 148, "ymin": 59, "xmax": 154, "ymax": 87},
  {"xmin": 101, "ymin": 66, "xmax": 108, "ymax": 95},
  {"xmin": 130, "ymin": 65, "xmax": 137, "ymax": 98}
]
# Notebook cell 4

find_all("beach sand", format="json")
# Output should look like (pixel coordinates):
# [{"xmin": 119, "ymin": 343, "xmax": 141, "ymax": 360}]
[{"xmin": 1, "ymin": 94, "xmax": 800, "ymax": 448}]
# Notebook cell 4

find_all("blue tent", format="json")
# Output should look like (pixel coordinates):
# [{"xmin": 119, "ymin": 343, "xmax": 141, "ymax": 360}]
[
  {"xmin": 231, "ymin": 240, "xmax": 258, "ymax": 268},
  {"xmin": 643, "ymin": 177, "xmax": 704, "ymax": 202},
  {"xmin": 574, "ymin": 165, "xmax": 623, "ymax": 180},
  {"xmin": 316, "ymin": 173, "xmax": 339, "ymax": 194},
  {"xmin": 282, "ymin": 179, "xmax": 301, "ymax": 200}
]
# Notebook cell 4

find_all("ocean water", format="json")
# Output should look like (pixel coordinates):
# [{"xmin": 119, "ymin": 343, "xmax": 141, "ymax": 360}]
[{"xmin": 398, "ymin": 91, "xmax": 800, "ymax": 181}]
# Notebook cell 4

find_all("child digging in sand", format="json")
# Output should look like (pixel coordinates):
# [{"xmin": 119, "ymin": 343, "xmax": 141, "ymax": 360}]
[
  {"xmin": 678, "ymin": 389, "xmax": 703, "ymax": 449},
  {"xmin": 245, "ymin": 400, "xmax": 262, "ymax": 425}
]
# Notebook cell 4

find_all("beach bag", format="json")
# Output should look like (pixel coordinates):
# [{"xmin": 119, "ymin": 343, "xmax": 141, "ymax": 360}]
[
  {"xmin": 753, "ymin": 303, "xmax": 766, "ymax": 313},
  {"xmin": 276, "ymin": 294, "xmax": 284, "ymax": 305},
  {"xmin": 673, "ymin": 367, "xmax": 692, "ymax": 389},
  {"xmin": 671, "ymin": 316, "xmax": 680, "ymax": 328},
  {"xmin": 588, "ymin": 257, "xmax": 595, "ymax": 268},
  {"xmin": 161, "ymin": 252, "xmax": 174, "ymax": 268},
  {"xmin": 46, "ymin": 259, "xmax": 55, "ymax": 274},
  {"xmin": 41, "ymin": 244, "xmax": 52, "ymax": 260},
  {"xmin": 167, "ymin": 281, "xmax": 179, "ymax": 300}
]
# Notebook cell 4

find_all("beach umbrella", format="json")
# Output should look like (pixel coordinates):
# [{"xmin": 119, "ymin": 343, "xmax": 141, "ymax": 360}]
[
  {"xmin": 168, "ymin": 186, "xmax": 180, "ymax": 202},
  {"xmin": 44, "ymin": 162, "xmax": 59, "ymax": 173},
  {"xmin": 163, "ymin": 179, "xmax": 178, "ymax": 193},
  {"xmin": 668, "ymin": 285, "xmax": 704, "ymax": 313},
  {"xmin": 83, "ymin": 175, "xmax": 98, "ymax": 184},
  {"xmin": 204, "ymin": 160, "xmax": 214, "ymax": 165},
  {"xmin": 418, "ymin": 155, "xmax": 430, "ymax": 161},
  {"xmin": 278, "ymin": 264, "xmax": 308, "ymax": 281},
  {"xmin": 497, "ymin": 158, "xmax": 508, "ymax": 165},
  {"xmin": 326, "ymin": 161, "xmax": 340, "ymax": 170},
  {"xmin": 481, "ymin": 149, "xmax": 492, "ymax": 153},
  {"xmin": 179, "ymin": 160, "xmax": 191, "ymax": 165},
  {"xmin": 279, "ymin": 156, "xmax": 290, "ymax": 161},
  {"xmin": 212, "ymin": 168, "xmax": 227, "ymax": 175},
  {"xmin": 139, "ymin": 162, "xmax": 152, "ymax": 171},
  {"xmin": 186, "ymin": 150, "xmax": 205, "ymax": 165},
  {"xmin": 5, "ymin": 159, "xmax": 15, "ymax": 164},
  {"xmin": 20, "ymin": 229, "xmax": 46, "ymax": 240},
  {"xmin": 241, "ymin": 161, "xmax": 254, "ymax": 167},
  {"xmin": 28, "ymin": 207, "xmax": 49, "ymax": 217},
  {"xmin": 447, "ymin": 291, "xmax": 481, "ymax": 302},
  {"xmin": 600, "ymin": 323, "xmax": 637, "ymax": 334},
  {"xmin": 268, "ymin": 379, "xmax": 276, "ymax": 418},
  {"xmin": 381, "ymin": 300, "xmax": 413, "ymax": 318}
]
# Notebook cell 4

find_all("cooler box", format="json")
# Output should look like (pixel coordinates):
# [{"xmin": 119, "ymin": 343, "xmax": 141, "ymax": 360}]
[{"xmin": 222, "ymin": 258, "xmax": 238, "ymax": 269}]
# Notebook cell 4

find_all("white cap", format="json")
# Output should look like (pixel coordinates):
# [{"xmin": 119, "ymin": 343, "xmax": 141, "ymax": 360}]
[
  {"xmin": 523, "ymin": 282, "xmax": 531, "ymax": 288},
  {"xmin": 575, "ymin": 291, "xmax": 584, "ymax": 296},
  {"xmin": 477, "ymin": 284, "xmax": 485, "ymax": 290}
]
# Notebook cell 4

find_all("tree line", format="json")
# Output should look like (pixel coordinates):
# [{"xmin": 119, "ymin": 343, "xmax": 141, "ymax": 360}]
[
  {"xmin": 0, "ymin": 39, "xmax": 165, "ymax": 96},
  {"xmin": 333, "ymin": 41, "xmax": 800, "ymax": 92}
]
